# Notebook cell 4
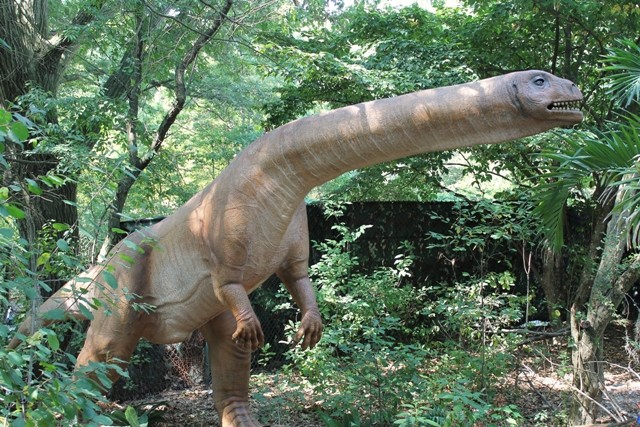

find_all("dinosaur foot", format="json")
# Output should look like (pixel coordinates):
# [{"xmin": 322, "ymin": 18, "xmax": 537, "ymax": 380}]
[{"xmin": 218, "ymin": 398, "xmax": 264, "ymax": 427}]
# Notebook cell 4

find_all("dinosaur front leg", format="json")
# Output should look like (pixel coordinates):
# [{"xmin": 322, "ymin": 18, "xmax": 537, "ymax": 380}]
[
  {"xmin": 276, "ymin": 271, "xmax": 323, "ymax": 350},
  {"xmin": 214, "ymin": 282, "xmax": 264, "ymax": 351},
  {"xmin": 200, "ymin": 312, "xmax": 263, "ymax": 427},
  {"xmin": 275, "ymin": 205, "xmax": 323, "ymax": 350}
]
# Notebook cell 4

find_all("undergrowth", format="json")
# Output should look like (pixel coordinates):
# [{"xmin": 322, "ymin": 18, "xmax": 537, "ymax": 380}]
[
  {"xmin": 0, "ymin": 108, "xmax": 139, "ymax": 426},
  {"xmin": 254, "ymin": 201, "xmax": 530, "ymax": 427}
]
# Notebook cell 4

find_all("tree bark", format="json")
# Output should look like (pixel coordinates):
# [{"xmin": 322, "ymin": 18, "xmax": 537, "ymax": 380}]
[
  {"xmin": 570, "ymin": 187, "xmax": 640, "ymax": 424},
  {"xmin": 0, "ymin": 0, "xmax": 103, "ymax": 291},
  {"xmin": 539, "ymin": 247, "xmax": 563, "ymax": 321}
]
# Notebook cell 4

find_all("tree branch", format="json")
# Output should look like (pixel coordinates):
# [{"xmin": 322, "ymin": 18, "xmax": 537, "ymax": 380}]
[
  {"xmin": 142, "ymin": 0, "xmax": 234, "ymax": 168},
  {"xmin": 40, "ymin": 1, "xmax": 107, "ymax": 76}
]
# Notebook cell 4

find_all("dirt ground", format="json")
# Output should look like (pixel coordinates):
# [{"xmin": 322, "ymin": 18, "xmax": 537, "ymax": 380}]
[{"xmin": 117, "ymin": 325, "xmax": 640, "ymax": 427}]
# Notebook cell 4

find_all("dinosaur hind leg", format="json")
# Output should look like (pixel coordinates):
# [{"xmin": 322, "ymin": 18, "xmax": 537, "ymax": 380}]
[
  {"xmin": 200, "ymin": 311, "xmax": 264, "ymax": 427},
  {"xmin": 75, "ymin": 317, "xmax": 141, "ymax": 390}
]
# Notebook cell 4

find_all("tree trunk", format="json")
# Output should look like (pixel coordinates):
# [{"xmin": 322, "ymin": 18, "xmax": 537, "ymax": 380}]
[
  {"xmin": 1, "ymin": 0, "xmax": 77, "ymax": 232},
  {"xmin": 571, "ymin": 302, "xmax": 605, "ymax": 424},
  {"xmin": 0, "ymin": 0, "xmax": 101, "ymax": 291},
  {"xmin": 539, "ymin": 247, "xmax": 563, "ymax": 321},
  {"xmin": 570, "ymin": 188, "xmax": 640, "ymax": 424}
]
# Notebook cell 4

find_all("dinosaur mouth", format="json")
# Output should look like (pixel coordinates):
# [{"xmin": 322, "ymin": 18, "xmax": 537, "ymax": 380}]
[{"xmin": 547, "ymin": 100, "xmax": 582, "ymax": 112}]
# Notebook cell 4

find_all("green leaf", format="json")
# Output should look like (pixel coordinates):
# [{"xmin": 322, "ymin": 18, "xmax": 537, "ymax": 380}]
[
  {"xmin": 8, "ymin": 351, "xmax": 25, "ymax": 366},
  {"xmin": 124, "ymin": 239, "xmax": 145, "ymax": 253},
  {"xmin": 52, "ymin": 222, "xmax": 71, "ymax": 231},
  {"xmin": 37, "ymin": 252, "xmax": 51, "ymax": 267},
  {"xmin": 42, "ymin": 308, "xmax": 67, "ymax": 321},
  {"xmin": 118, "ymin": 253, "xmax": 135, "ymax": 265},
  {"xmin": 125, "ymin": 406, "xmax": 141, "ymax": 427},
  {"xmin": 95, "ymin": 369, "xmax": 113, "ymax": 389},
  {"xmin": 0, "ymin": 109, "xmax": 10, "ymax": 126},
  {"xmin": 5, "ymin": 204, "xmax": 25, "ymax": 219},
  {"xmin": 41, "ymin": 174, "xmax": 65, "ymax": 187},
  {"xmin": 1, "ymin": 364, "xmax": 25, "ymax": 387},
  {"xmin": 0, "ymin": 227, "xmax": 13, "ymax": 238},
  {"xmin": 79, "ymin": 303, "xmax": 94, "ymax": 320},
  {"xmin": 10, "ymin": 121, "xmax": 29, "ymax": 142},
  {"xmin": 603, "ymin": 39, "xmax": 640, "ymax": 107},
  {"xmin": 0, "ymin": 37, "xmax": 11, "ymax": 51},
  {"xmin": 25, "ymin": 178, "xmax": 42, "ymax": 195},
  {"xmin": 91, "ymin": 415, "xmax": 114, "ymax": 425},
  {"xmin": 102, "ymin": 270, "xmax": 118, "ymax": 289},
  {"xmin": 46, "ymin": 331, "xmax": 60, "ymax": 351},
  {"xmin": 317, "ymin": 412, "xmax": 339, "ymax": 427},
  {"xmin": 56, "ymin": 239, "xmax": 70, "ymax": 251}
]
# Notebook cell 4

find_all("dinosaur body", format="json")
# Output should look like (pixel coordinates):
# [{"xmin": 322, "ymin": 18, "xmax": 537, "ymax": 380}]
[{"xmin": 9, "ymin": 70, "xmax": 582, "ymax": 426}]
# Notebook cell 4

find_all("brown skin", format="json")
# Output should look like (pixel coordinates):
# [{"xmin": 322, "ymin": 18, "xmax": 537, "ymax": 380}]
[{"xmin": 8, "ymin": 70, "xmax": 582, "ymax": 426}]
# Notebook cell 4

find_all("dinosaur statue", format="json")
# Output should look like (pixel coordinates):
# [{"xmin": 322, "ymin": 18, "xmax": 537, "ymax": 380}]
[{"xmin": 8, "ymin": 70, "xmax": 583, "ymax": 426}]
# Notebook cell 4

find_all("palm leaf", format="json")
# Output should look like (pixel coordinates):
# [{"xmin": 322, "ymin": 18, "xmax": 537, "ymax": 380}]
[
  {"xmin": 600, "ymin": 114, "xmax": 640, "ymax": 247},
  {"xmin": 533, "ymin": 121, "xmax": 640, "ymax": 250},
  {"xmin": 603, "ymin": 39, "xmax": 640, "ymax": 108}
]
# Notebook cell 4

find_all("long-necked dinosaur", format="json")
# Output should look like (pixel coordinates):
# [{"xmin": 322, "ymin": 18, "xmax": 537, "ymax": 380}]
[{"xmin": 8, "ymin": 70, "xmax": 582, "ymax": 426}]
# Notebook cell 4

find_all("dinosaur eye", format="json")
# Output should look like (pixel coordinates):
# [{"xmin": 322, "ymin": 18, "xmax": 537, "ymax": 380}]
[{"xmin": 534, "ymin": 77, "xmax": 546, "ymax": 87}]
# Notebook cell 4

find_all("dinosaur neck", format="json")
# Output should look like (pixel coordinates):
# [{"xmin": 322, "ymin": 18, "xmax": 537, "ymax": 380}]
[{"xmin": 238, "ymin": 74, "xmax": 557, "ymax": 205}]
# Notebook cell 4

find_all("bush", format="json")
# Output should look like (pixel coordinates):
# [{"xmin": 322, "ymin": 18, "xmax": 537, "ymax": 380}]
[
  {"xmin": 0, "ymin": 108, "xmax": 129, "ymax": 426},
  {"xmin": 277, "ymin": 202, "xmax": 527, "ymax": 426}
]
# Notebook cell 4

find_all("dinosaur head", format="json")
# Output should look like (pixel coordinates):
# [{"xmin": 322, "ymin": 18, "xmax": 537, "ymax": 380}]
[{"xmin": 508, "ymin": 70, "xmax": 583, "ymax": 124}]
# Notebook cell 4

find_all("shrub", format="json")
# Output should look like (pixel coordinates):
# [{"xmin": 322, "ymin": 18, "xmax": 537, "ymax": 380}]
[
  {"xmin": 279, "ymin": 202, "xmax": 527, "ymax": 426},
  {"xmin": 0, "ymin": 108, "xmax": 131, "ymax": 426}
]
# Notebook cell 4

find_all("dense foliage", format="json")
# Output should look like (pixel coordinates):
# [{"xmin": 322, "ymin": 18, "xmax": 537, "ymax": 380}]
[{"xmin": 2, "ymin": 0, "xmax": 640, "ymax": 425}]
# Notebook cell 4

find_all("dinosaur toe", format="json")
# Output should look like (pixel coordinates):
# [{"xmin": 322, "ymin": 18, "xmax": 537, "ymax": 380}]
[{"xmin": 218, "ymin": 397, "xmax": 264, "ymax": 427}]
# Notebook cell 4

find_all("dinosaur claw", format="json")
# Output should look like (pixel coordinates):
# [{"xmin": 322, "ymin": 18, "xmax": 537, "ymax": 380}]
[
  {"xmin": 231, "ymin": 314, "xmax": 264, "ymax": 352},
  {"xmin": 292, "ymin": 309, "xmax": 323, "ymax": 350}
]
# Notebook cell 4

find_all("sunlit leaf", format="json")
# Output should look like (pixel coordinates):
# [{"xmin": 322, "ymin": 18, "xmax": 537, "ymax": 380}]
[
  {"xmin": 125, "ymin": 406, "xmax": 141, "ymax": 427},
  {"xmin": 0, "ymin": 109, "xmax": 11, "ymax": 126},
  {"xmin": 25, "ymin": 178, "xmax": 42, "ymax": 195},
  {"xmin": 52, "ymin": 222, "xmax": 70, "ymax": 231},
  {"xmin": 37, "ymin": 252, "xmax": 51, "ymax": 267},
  {"xmin": 5, "ymin": 204, "xmax": 25, "ymax": 219},
  {"xmin": 46, "ymin": 331, "xmax": 60, "ymax": 351},
  {"xmin": 118, "ymin": 253, "xmax": 135, "ymax": 265},
  {"xmin": 9, "ymin": 121, "xmax": 29, "ymax": 142}
]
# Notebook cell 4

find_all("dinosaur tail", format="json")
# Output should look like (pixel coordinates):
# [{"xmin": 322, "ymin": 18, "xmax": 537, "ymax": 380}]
[{"xmin": 6, "ymin": 267, "xmax": 99, "ymax": 349}]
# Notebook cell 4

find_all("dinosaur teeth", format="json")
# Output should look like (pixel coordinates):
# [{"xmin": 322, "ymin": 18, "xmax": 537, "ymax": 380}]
[{"xmin": 548, "ymin": 100, "xmax": 581, "ymax": 111}]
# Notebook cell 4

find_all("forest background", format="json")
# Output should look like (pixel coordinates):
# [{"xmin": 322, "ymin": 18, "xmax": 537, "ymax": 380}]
[{"xmin": 2, "ymin": 0, "xmax": 640, "ymax": 426}]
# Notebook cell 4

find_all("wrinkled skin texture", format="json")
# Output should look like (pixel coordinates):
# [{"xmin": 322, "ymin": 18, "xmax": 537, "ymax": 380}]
[{"xmin": 9, "ymin": 70, "xmax": 582, "ymax": 426}]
